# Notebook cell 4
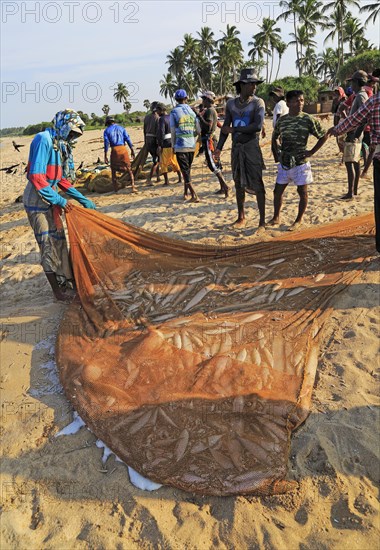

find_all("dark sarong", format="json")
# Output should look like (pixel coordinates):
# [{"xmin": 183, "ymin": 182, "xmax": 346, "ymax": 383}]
[
  {"xmin": 145, "ymin": 136, "xmax": 159, "ymax": 164},
  {"xmin": 231, "ymin": 139, "xmax": 264, "ymax": 193},
  {"xmin": 110, "ymin": 145, "xmax": 130, "ymax": 172}
]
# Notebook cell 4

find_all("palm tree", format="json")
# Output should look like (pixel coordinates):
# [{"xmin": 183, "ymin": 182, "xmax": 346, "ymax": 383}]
[
  {"xmin": 113, "ymin": 83, "xmax": 129, "ymax": 106},
  {"xmin": 360, "ymin": 1, "xmax": 380, "ymax": 26},
  {"xmin": 182, "ymin": 33, "xmax": 205, "ymax": 92},
  {"xmin": 344, "ymin": 14, "xmax": 364, "ymax": 56},
  {"xmin": 353, "ymin": 36, "xmax": 374, "ymax": 56},
  {"xmin": 182, "ymin": 33, "xmax": 199, "ymax": 62},
  {"xmin": 196, "ymin": 26, "xmax": 216, "ymax": 57},
  {"xmin": 274, "ymin": 41, "xmax": 287, "ymax": 81},
  {"xmin": 277, "ymin": 0, "xmax": 303, "ymax": 76},
  {"xmin": 298, "ymin": 0, "xmax": 328, "ymax": 44},
  {"xmin": 218, "ymin": 25, "xmax": 244, "ymax": 84},
  {"xmin": 212, "ymin": 43, "xmax": 234, "ymax": 95},
  {"xmin": 102, "ymin": 105, "xmax": 110, "ymax": 116},
  {"xmin": 252, "ymin": 18, "xmax": 281, "ymax": 82},
  {"xmin": 166, "ymin": 47, "xmax": 195, "ymax": 96},
  {"xmin": 196, "ymin": 27, "xmax": 216, "ymax": 91},
  {"xmin": 289, "ymin": 25, "xmax": 316, "ymax": 76},
  {"xmin": 247, "ymin": 40, "xmax": 261, "ymax": 63},
  {"xmin": 143, "ymin": 99, "xmax": 151, "ymax": 111},
  {"xmin": 123, "ymin": 101, "xmax": 132, "ymax": 114},
  {"xmin": 323, "ymin": 0, "xmax": 360, "ymax": 70},
  {"xmin": 324, "ymin": 8, "xmax": 342, "ymax": 54},
  {"xmin": 316, "ymin": 48, "xmax": 339, "ymax": 84},
  {"xmin": 159, "ymin": 73, "xmax": 177, "ymax": 105},
  {"xmin": 301, "ymin": 47, "xmax": 318, "ymax": 76},
  {"xmin": 166, "ymin": 47, "xmax": 186, "ymax": 83}
]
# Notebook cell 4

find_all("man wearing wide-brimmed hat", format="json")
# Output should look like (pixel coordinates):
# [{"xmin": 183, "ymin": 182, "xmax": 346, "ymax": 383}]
[{"xmin": 215, "ymin": 68, "xmax": 266, "ymax": 234}]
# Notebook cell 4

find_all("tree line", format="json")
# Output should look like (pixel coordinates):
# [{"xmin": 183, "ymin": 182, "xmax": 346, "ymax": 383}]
[{"xmin": 158, "ymin": 0, "xmax": 378, "ymax": 102}]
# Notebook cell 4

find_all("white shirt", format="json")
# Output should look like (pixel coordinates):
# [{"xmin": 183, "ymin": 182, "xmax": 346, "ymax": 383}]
[{"xmin": 273, "ymin": 100, "xmax": 289, "ymax": 128}]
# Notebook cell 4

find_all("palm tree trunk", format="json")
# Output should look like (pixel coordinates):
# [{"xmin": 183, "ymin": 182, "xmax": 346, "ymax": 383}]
[
  {"xmin": 293, "ymin": 18, "xmax": 301, "ymax": 78},
  {"xmin": 275, "ymin": 55, "xmax": 282, "ymax": 81},
  {"xmin": 269, "ymin": 47, "xmax": 274, "ymax": 83},
  {"xmin": 266, "ymin": 51, "xmax": 269, "ymax": 82}
]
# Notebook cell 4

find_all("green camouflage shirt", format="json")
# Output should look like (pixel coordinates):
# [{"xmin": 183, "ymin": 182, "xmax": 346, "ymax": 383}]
[{"xmin": 273, "ymin": 112, "xmax": 325, "ymax": 167}]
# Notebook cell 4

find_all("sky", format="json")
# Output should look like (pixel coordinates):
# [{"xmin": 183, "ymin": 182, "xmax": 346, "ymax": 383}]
[{"xmin": 1, "ymin": 0, "xmax": 379, "ymax": 128}]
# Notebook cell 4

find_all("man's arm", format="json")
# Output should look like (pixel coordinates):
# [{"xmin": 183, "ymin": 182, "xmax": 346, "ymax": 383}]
[
  {"xmin": 304, "ymin": 117, "xmax": 329, "ymax": 158},
  {"xmin": 197, "ymin": 108, "xmax": 213, "ymax": 134},
  {"xmin": 123, "ymin": 128, "xmax": 135, "ymax": 158},
  {"xmin": 169, "ymin": 111, "xmax": 177, "ymax": 149},
  {"xmin": 58, "ymin": 180, "xmax": 96, "ymax": 209},
  {"xmin": 328, "ymin": 97, "xmax": 372, "ymax": 137},
  {"xmin": 271, "ymin": 125, "xmax": 280, "ymax": 162},
  {"xmin": 28, "ymin": 133, "xmax": 67, "ymax": 208},
  {"xmin": 104, "ymin": 130, "xmax": 110, "ymax": 163},
  {"xmin": 304, "ymin": 134, "xmax": 329, "ymax": 158},
  {"xmin": 216, "ymin": 104, "xmax": 233, "ymax": 151},
  {"xmin": 234, "ymin": 102, "xmax": 265, "ymax": 135},
  {"xmin": 156, "ymin": 117, "xmax": 164, "ymax": 147}
]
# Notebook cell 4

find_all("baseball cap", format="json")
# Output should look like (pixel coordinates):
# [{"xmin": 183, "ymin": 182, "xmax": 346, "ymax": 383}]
[
  {"xmin": 201, "ymin": 91, "xmax": 216, "ymax": 102},
  {"xmin": 174, "ymin": 89, "xmax": 187, "ymax": 100},
  {"xmin": 347, "ymin": 70, "xmax": 368, "ymax": 82}
]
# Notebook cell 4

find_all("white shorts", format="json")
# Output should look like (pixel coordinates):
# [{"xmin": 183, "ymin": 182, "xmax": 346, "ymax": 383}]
[{"xmin": 276, "ymin": 162, "xmax": 313, "ymax": 186}]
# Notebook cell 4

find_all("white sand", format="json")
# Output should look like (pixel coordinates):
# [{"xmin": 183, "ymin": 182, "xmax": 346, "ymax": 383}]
[{"xmin": 1, "ymin": 120, "xmax": 379, "ymax": 549}]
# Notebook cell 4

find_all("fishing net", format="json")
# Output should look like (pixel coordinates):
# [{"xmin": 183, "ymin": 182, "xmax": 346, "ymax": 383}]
[{"xmin": 57, "ymin": 207, "xmax": 375, "ymax": 495}]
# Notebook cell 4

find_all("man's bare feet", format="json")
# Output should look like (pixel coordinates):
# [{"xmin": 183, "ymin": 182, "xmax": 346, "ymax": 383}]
[
  {"xmin": 340, "ymin": 193, "xmax": 353, "ymax": 200},
  {"xmin": 132, "ymin": 187, "xmax": 138, "ymax": 193},
  {"xmin": 232, "ymin": 218, "xmax": 247, "ymax": 228},
  {"xmin": 54, "ymin": 290, "xmax": 76, "ymax": 303},
  {"xmin": 267, "ymin": 218, "xmax": 280, "ymax": 226},
  {"xmin": 256, "ymin": 225, "xmax": 266, "ymax": 236},
  {"xmin": 287, "ymin": 221, "xmax": 302, "ymax": 232},
  {"xmin": 189, "ymin": 195, "xmax": 200, "ymax": 203}
]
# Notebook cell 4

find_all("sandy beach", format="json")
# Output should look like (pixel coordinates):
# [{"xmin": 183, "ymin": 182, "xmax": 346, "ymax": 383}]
[{"xmin": 1, "ymin": 120, "xmax": 379, "ymax": 549}]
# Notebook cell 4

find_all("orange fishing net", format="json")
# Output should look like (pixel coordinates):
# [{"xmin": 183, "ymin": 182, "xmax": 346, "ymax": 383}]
[{"xmin": 57, "ymin": 207, "xmax": 375, "ymax": 495}]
